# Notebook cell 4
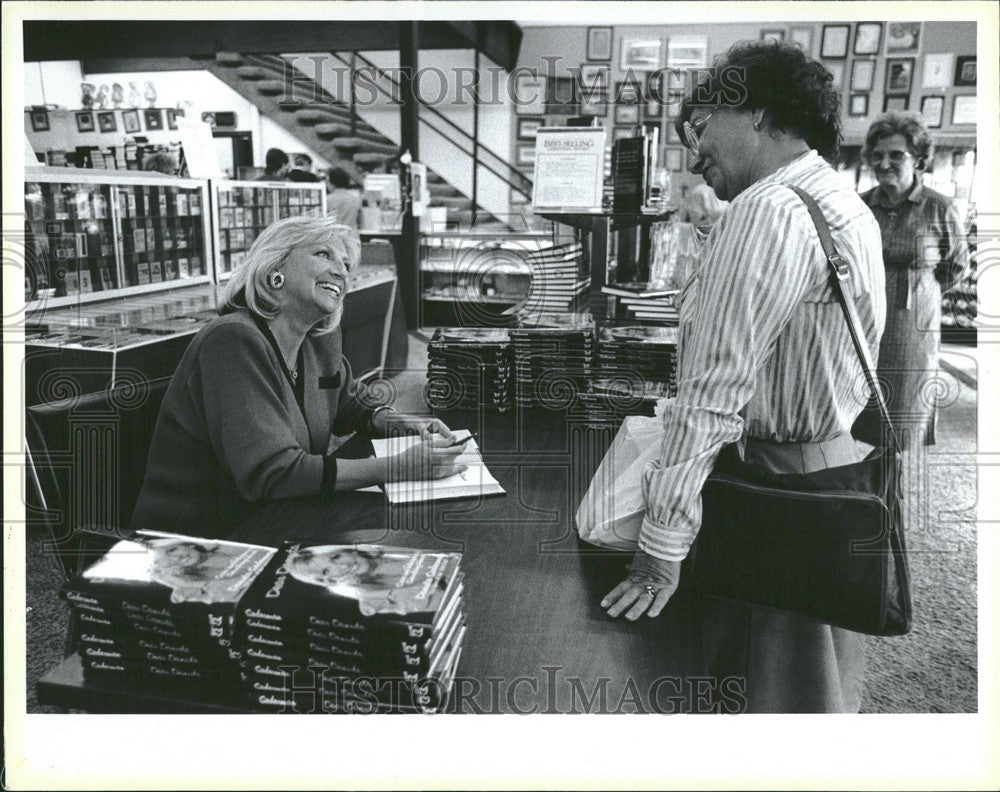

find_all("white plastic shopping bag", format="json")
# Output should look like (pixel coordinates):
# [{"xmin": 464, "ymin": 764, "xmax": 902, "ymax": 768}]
[{"xmin": 575, "ymin": 409, "xmax": 666, "ymax": 550}]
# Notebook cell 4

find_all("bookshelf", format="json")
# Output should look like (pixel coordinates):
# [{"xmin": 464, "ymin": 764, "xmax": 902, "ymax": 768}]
[{"xmin": 24, "ymin": 168, "xmax": 212, "ymax": 309}]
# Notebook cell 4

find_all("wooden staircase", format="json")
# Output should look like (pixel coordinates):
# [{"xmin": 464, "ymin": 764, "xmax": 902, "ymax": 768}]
[{"xmin": 207, "ymin": 52, "xmax": 505, "ymax": 228}]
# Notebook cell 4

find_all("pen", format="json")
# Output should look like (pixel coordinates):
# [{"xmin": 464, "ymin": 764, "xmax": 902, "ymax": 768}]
[{"xmin": 443, "ymin": 433, "xmax": 477, "ymax": 448}]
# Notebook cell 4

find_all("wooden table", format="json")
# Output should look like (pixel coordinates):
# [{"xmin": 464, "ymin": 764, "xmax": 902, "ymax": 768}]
[{"xmin": 38, "ymin": 408, "xmax": 712, "ymax": 714}]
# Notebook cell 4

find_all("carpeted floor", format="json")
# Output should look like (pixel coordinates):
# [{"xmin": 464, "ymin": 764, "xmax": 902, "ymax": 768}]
[{"xmin": 22, "ymin": 339, "xmax": 979, "ymax": 713}]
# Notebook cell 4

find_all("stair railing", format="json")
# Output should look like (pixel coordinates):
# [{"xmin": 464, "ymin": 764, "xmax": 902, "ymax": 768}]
[{"xmin": 327, "ymin": 51, "xmax": 532, "ymax": 205}]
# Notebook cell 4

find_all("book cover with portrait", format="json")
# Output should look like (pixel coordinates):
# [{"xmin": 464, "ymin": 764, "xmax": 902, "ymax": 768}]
[{"xmin": 237, "ymin": 542, "xmax": 463, "ymax": 636}]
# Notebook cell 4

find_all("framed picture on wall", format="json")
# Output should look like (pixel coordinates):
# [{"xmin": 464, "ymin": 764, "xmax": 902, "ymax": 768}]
[
  {"xmin": 614, "ymin": 79, "xmax": 642, "ymax": 123},
  {"xmin": 951, "ymin": 94, "xmax": 976, "ymax": 125},
  {"xmin": 29, "ymin": 107, "xmax": 50, "ymax": 132},
  {"xmin": 666, "ymin": 36, "xmax": 708, "ymax": 70},
  {"xmin": 517, "ymin": 117, "xmax": 544, "ymax": 140},
  {"xmin": 885, "ymin": 22, "xmax": 921, "ymax": 55},
  {"xmin": 848, "ymin": 93, "xmax": 870, "ymax": 117},
  {"xmin": 760, "ymin": 29, "xmax": 785, "ymax": 44},
  {"xmin": 615, "ymin": 103, "xmax": 640, "ymax": 124},
  {"xmin": 820, "ymin": 24, "xmax": 850, "ymax": 58},
  {"xmin": 514, "ymin": 73, "xmax": 547, "ymax": 115},
  {"xmin": 96, "ymin": 111, "xmax": 117, "ymax": 133},
  {"xmin": 75, "ymin": 111, "xmax": 95, "ymax": 133},
  {"xmin": 644, "ymin": 94, "xmax": 664, "ymax": 120},
  {"xmin": 579, "ymin": 63, "xmax": 610, "ymax": 91},
  {"xmin": 546, "ymin": 77, "xmax": 577, "ymax": 115},
  {"xmin": 122, "ymin": 109, "xmax": 141, "ymax": 133},
  {"xmin": 587, "ymin": 26, "xmax": 613, "ymax": 62},
  {"xmin": 920, "ymin": 95, "xmax": 945, "ymax": 128},
  {"xmin": 579, "ymin": 90, "xmax": 609, "ymax": 117},
  {"xmin": 827, "ymin": 62, "xmax": 845, "ymax": 90},
  {"xmin": 954, "ymin": 56, "xmax": 976, "ymax": 86},
  {"xmin": 143, "ymin": 109, "xmax": 164, "ymax": 131},
  {"xmin": 789, "ymin": 27, "xmax": 813, "ymax": 55},
  {"xmin": 853, "ymin": 22, "xmax": 883, "ymax": 56},
  {"xmin": 515, "ymin": 144, "xmax": 536, "ymax": 167},
  {"xmin": 884, "ymin": 58, "xmax": 915, "ymax": 94},
  {"xmin": 922, "ymin": 53, "xmax": 954, "ymax": 88},
  {"xmin": 620, "ymin": 37, "xmax": 663, "ymax": 72},
  {"xmin": 883, "ymin": 94, "xmax": 909, "ymax": 113},
  {"xmin": 166, "ymin": 109, "xmax": 179, "ymax": 130},
  {"xmin": 850, "ymin": 59, "xmax": 876, "ymax": 91}
]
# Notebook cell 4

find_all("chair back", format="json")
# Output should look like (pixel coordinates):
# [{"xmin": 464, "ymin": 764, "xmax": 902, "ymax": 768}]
[{"xmin": 25, "ymin": 375, "xmax": 172, "ymax": 581}]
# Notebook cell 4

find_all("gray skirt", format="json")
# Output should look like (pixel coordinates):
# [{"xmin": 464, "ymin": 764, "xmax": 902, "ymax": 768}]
[{"xmin": 696, "ymin": 433, "xmax": 869, "ymax": 713}]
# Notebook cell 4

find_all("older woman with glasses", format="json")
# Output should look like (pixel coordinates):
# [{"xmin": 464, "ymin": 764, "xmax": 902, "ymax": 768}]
[
  {"xmin": 131, "ymin": 216, "xmax": 467, "ymax": 541},
  {"xmin": 859, "ymin": 113, "xmax": 969, "ymax": 447},
  {"xmin": 598, "ymin": 41, "xmax": 886, "ymax": 712}
]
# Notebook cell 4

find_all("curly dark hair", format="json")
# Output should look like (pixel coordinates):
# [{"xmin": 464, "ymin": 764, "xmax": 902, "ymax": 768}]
[
  {"xmin": 675, "ymin": 41, "xmax": 842, "ymax": 159},
  {"xmin": 863, "ymin": 112, "xmax": 933, "ymax": 169}
]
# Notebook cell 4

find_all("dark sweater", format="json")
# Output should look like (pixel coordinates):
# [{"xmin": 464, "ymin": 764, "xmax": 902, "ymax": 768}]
[{"xmin": 130, "ymin": 311, "xmax": 378, "ymax": 539}]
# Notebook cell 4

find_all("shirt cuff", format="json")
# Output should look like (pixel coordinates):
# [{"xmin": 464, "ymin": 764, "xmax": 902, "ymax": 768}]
[
  {"xmin": 321, "ymin": 455, "xmax": 338, "ymax": 495},
  {"xmin": 637, "ymin": 516, "xmax": 694, "ymax": 562},
  {"xmin": 367, "ymin": 405, "xmax": 395, "ymax": 435}
]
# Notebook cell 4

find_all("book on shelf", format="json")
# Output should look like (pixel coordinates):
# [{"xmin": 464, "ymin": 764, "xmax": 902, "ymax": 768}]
[
  {"xmin": 370, "ymin": 430, "xmax": 505, "ymax": 504},
  {"xmin": 602, "ymin": 283, "xmax": 679, "ymax": 299}
]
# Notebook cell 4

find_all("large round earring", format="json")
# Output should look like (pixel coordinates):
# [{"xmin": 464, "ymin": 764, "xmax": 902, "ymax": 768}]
[{"xmin": 268, "ymin": 271, "xmax": 285, "ymax": 289}]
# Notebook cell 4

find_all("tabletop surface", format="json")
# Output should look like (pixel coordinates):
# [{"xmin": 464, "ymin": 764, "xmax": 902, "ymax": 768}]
[{"xmin": 39, "ymin": 408, "xmax": 710, "ymax": 714}]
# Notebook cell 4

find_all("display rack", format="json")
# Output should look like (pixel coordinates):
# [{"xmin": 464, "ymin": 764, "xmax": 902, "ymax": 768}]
[
  {"xmin": 418, "ymin": 229, "xmax": 572, "ymax": 328},
  {"xmin": 24, "ymin": 167, "xmax": 212, "ymax": 308},
  {"xmin": 210, "ymin": 180, "xmax": 327, "ymax": 278}
]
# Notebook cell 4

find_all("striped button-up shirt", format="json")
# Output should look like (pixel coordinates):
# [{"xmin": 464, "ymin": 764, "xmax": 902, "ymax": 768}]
[{"xmin": 639, "ymin": 150, "xmax": 886, "ymax": 561}]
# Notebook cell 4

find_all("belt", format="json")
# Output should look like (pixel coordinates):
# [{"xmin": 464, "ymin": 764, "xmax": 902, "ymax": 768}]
[{"xmin": 740, "ymin": 432, "xmax": 862, "ymax": 475}]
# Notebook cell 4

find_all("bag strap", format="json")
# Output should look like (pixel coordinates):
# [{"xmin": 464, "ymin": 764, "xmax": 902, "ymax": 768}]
[{"xmin": 788, "ymin": 186, "xmax": 900, "ymax": 452}]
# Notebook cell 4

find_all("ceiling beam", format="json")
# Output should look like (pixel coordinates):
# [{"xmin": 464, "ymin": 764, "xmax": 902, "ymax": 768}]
[{"xmin": 24, "ymin": 20, "xmax": 522, "ymax": 70}]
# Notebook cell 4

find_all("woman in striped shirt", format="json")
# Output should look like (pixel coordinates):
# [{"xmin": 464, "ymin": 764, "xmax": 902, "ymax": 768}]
[{"xmin": 601, "ymin": 42, "xmax": 886, "ymax": 712}]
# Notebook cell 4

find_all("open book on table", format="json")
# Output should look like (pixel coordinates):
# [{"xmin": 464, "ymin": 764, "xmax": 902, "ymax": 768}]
[{"xmin": 367, "ymin": 430, "xmax": 506, "ymax": 504}]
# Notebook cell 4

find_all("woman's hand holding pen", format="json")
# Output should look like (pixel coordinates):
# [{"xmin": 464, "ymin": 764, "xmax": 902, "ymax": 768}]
[{"xmin": 389, "ymin": 426, "xmax": 470, "ymax": 481}]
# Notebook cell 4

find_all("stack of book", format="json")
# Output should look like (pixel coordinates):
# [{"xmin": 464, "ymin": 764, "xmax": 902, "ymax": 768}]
[
  {"xmin": 60, "ymin": 530, "xmax": 276, "ymax": 703},
  {"xmin": 601, "ymin": 282, "xmax": 680, "ymax": 324},
  {"xmin": 517, "ymin": 242, "xmax": 589, "ymax": 317},
  {"xmin": 426, "ymin": 327, "xmax": 513, "ymax": 412},
  {"xmin": 511, "ymin": 312, "xmax": 596, "ymax": 408},
  {"xmin": 234, "ymin": 543, "xmax": 465, "ymax": 714},
  {"xmin": 595, "ymin": 325, "xmax": 679, "ymax": 397}
]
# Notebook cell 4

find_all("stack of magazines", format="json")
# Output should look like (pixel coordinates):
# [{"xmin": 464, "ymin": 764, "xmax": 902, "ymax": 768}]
[
  {"xmin": 426, "ymin": 327, "xmax": 512, "ymax": 412},
  {"xmin": 517, "ymin": 242, "xmax": 589, "ymax": 317},
  {"xmin": 511, "ymin": 312, "xmax": 596, "ymax": 408},
  {"xmin": 60, "ymin": 530, "xmax": 276, "ymax": 702},
  {"xmin": 233, "ymin": 543, "xmax": 466, "ymax": 714}
]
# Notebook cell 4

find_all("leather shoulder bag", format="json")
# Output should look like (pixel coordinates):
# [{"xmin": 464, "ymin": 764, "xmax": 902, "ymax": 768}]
[{"xmin": 681, "ymin": 186, "xmax": 912, "ymax": 636}]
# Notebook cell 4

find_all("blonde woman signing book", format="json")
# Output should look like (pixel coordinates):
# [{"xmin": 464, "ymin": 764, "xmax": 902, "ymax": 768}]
[{"xmin": 131, "ymin": 216, "xmax": 468, "ymax": 541}]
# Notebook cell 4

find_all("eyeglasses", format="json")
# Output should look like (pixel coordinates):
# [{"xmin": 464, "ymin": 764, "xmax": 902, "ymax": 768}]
[
  {"xmin": 864, "ymin": 149, "xmax": 914, "ymax": 167},
  {"xmin": 682, "ymin": 112, "xmax": 714, "ymax": 154}
]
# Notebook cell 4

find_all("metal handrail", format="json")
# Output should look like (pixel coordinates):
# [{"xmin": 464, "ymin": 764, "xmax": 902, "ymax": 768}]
[
  {"xmin": 328, "ymin": 51, "xmax": 532, "ymax": 198},
  {"xmin": 244, "ymin": 53, "xmax": 531, "ymax": 198}
]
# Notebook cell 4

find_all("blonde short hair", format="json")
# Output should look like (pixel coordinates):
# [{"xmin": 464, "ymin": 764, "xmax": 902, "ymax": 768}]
[{"xmin": 221, "ymin": 215, "xmax": 361, "ymax": 335}]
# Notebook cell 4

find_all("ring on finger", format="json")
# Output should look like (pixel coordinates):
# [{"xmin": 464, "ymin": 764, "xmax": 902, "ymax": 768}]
[{"xmin": 643, "ymin": 584, "xmax": 658, "ymax": 598}]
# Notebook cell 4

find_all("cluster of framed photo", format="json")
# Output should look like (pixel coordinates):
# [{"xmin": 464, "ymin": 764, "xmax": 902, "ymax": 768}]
[
  {"xmin": 29, "ymin": 107, "xmax": 183, "ymax": 135},
  {"xmin": 803, "ymin": 22, "xmax": 977, "ymax": 127}
]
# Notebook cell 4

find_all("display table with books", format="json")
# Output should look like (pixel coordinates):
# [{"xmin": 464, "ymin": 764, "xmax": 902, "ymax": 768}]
[{"xmin": 38, "ymin": 409, "xmax": 710, "ymax": 715}]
